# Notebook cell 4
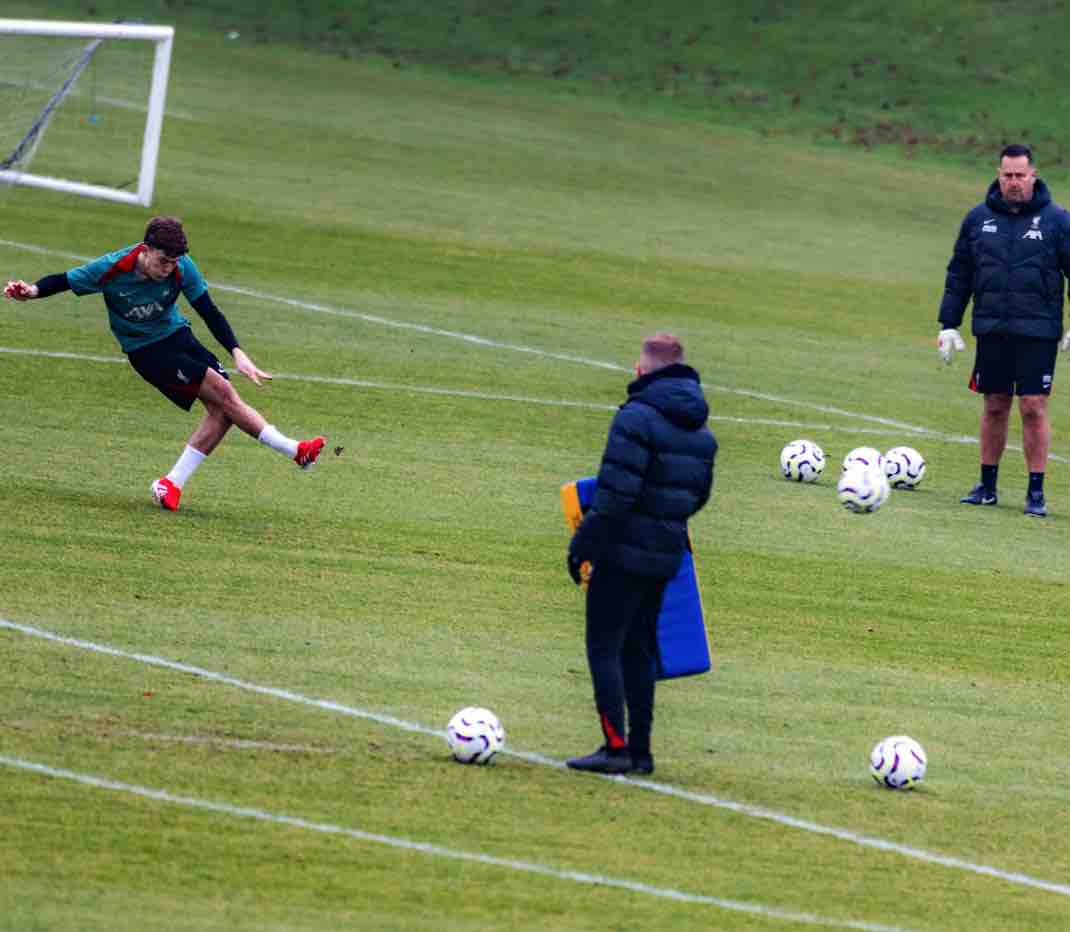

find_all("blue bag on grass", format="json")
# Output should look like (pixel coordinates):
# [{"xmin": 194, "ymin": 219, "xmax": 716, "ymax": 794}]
[{"xmin": 560, "ymin": 477, "xmax": 711, "ymax": 680}]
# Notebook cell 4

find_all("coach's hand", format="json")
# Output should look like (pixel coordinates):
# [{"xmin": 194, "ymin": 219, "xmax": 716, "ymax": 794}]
[
  {"xmin": 232, "ymin": 347, "xmax": 272, "ymax": 386},
  {"xmin": 3, "ymin": 280, "xmax": 37, "ymax": 301},
  {"xmin": 567, "ymin": 553, "xmax": 592, "ymax": 587},
  {"xmin": 937, "ymin": 328, "xmax": 966, "ymax": 364},
  {"xmin": 567, "ymin": 553, "xmax": 584, "ymax": 585},
  {"xmin": 1061, "ymin": 329, "xmax": 1070, "ymax": 352}
]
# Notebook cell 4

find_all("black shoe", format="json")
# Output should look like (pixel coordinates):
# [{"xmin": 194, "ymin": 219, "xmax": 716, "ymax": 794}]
[
  {"xmin": 960, "ymin": 483, "xmax": 997, "ymax": 506},
  {"xmin": 630, "ymin": 753, "xmax": 655, "ymax": 775},
  {"xmin": 1024, "ymin": 491, "xmax": 1048, "ymax": 517},
  {"xmin": 566, "ymin": 746, "xmax": 632, "ymax": 774}
]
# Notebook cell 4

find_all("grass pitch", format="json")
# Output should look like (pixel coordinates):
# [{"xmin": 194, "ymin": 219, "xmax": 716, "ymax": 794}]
[{"xmin": 1, "ymin": 3, "xmax": 1070, "ymax": 931}]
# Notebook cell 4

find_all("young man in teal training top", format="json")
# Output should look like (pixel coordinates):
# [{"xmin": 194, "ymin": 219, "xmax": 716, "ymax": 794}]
[{"xmin": 4, "ymin": 216, "xmax": 325, "ymax": 511}]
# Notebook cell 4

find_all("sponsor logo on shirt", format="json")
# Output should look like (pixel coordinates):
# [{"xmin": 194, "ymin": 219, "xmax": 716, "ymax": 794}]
[
  {"xmin": 125, "ymin": 302, "xmax": 164, "ymax": 321},
  {"xmin": 1023, "ymin": 216, "xmax": 1044, "ymax": 241}
]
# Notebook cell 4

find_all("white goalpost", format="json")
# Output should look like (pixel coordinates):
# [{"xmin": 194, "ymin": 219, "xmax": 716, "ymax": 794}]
[{"xmin": 0, "ymin": 19, "xmax": 174, "ymax": 207}]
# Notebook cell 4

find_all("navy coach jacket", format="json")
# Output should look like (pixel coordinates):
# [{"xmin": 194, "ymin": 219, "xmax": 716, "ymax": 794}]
[
  {"xmin": 939, "ymin": 178, "xmax": 1070, "ymax": 340},
  {"xmin": 569, "ymin": 363, "xmax": 717, "ymax": 580}
]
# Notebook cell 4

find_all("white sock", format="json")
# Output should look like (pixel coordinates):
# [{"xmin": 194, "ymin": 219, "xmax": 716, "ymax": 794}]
[
  {"xmin": 166, "ymin": 445, "xmax": 207, "ymax": 488},
  {"xmin": 257, "ymin": 424, "xmax": 298, "ymax": 458}
]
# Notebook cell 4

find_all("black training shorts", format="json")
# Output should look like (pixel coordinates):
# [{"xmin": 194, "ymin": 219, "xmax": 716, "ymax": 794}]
[
  {"xmin": 969, "ymin": 333, "xmax": 1058, "ymax": 396},
  {"xmin": 127, "ymin": 326, "xmax": 228, "ymax": 410}
]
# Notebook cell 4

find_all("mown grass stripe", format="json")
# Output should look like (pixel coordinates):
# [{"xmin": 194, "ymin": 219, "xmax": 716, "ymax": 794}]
[
  {"xmin": 4, "ymin": 616, "xmax": 1069, "ymax": 901},
  {"xmin": 0, "ymin": 753, "xmax": 918, "ymax": 932},
  {"xmin": 9, "ymin": 237, "xmax": 1065, "ymax": 465},
  {"xmin": 0, "ymin": 345, "xmax": 936, "ymax": 439}
]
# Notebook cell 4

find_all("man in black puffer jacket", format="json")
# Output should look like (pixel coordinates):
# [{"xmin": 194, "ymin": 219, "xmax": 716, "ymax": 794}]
[
  {"xmin": 566, "ymin": 332, "xmax": 717, "ymax": 775},
  {"xmin": 938, "ymin": 144, "xmax": 1070, "ymax": 517}
]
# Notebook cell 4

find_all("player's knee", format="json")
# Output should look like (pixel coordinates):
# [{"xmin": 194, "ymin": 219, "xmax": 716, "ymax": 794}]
[
  {"xmin": 1019, "ymin": 396, "xmax": 1048, "ymax": 421},
  {"xmin": 984, "ymin": 395, "xmax": 1013, "ymax": 417},
  {"xmin": 203, "ymin": 402, "xmax": 232, "ymax": 428}
]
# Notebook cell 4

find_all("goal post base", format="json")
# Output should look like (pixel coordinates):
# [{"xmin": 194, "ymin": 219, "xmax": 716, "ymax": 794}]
[{"xmin": 0, "ymin": 169, "xmax": 145, "ymax": 206}]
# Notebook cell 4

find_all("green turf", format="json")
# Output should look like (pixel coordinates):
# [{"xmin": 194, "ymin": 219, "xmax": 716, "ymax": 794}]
[
  {"xmin": 14, "ymin": 0, "xmax": 1070, "ymax": 171},
  {"xmin": 2, "ymin": 4, "xmax": 1070, "ymax": 931}
]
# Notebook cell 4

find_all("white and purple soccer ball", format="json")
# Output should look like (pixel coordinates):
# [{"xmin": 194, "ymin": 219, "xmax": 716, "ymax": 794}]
[
  {"xmin": 870, "ymin": 735, "xmax": 927, "ymax": 789},
  {"xmin": 780, "ymin": 439, "xmax": 826, "ymax": 483},
  {"xmin": 837, "ymin": 464, "xmax": 890, "ymax": 513},
  {"xmin": 446, "ymin": 707, "xmax": 505, "ymax": 764},
  {"xmin": 884, "ymin": 446, "xmax": 926, "ymax": 489},
  {"xmin": 842, "ymin": 446, "xmax": 885, "ymax": 473}
]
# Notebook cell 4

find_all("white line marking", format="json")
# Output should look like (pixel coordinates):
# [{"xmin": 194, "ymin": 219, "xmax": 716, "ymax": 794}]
[
  {"xmin": 0, "ymin": 344, "xmax": 1056, "ymax": 450},
  {"xmin": 0, "ymin": 753, "xmax": 916, "ymax": 932},
  {"xmin": 268, "ymin": 368, "xmax": 620, "ymax": 413},
  {"xmin": 218, "ymin": 281, "xmax": 627, "ymax": 372},
  {"xmin": 4, "ymin": 616, "xmax": 1068, "ymax": 900},
  {"xmin": 0, "ymin": 238, "xmax": 75, "ymax": 260},
  {"xmin": 719, "ymin": 386, "xmax": 974, "ymax": 445},
  {"xmin": 280, "ymin": 370, "xmax": 897, "ymax": 439},
  {"xmin": 0, "ymin": 344, "xmax": 618, "ymax": 411},
  {"xmin": 0, "ymin": 236, "xmax": 1042, "ymax": 458},
  {"xmin": 0, "ymin": 345, "xmax": 124, "ymax": 365},
  {"xmin": 0, "ymin": 348, "xmax": 1019, "ymax": 463},
  {"xmin": 117, "ymin": 732, "xmax": 336, "ymax": 754},
  {"xmin": 0, "ymin": 239, "xmax": 621, "ymax": 370}
]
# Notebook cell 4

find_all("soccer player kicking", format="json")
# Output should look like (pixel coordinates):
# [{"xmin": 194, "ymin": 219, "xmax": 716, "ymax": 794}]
[{"xmin": 4, "ymin": 216, "xmax": 325, "ymax": 511}]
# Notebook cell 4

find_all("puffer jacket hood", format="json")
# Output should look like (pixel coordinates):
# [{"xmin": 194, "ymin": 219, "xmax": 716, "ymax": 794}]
[
  {"xmin": 569, "ymin": 362, "xmax": 717, "ymax": 580},
  {"xmin": 625, "ymin": 363, "xmax": 709, "ymax": 431}
]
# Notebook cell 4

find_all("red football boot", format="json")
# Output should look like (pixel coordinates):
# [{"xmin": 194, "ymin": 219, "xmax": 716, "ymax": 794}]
[
  {"xmin": 151, "ymin": 477, "xmax": 182, "ymax": 511},
  {"xmin": 294, "ymin": 436, "xmax": 326, "ymax": 469}
]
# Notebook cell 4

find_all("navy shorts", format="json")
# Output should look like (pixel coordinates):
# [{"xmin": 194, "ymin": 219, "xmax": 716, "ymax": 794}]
[
  {"xmin": 969, "ymin": 334, "xmax": 1058, "ymax": 396},
  {"xmin": 127, "ymin": 327, "xmax": 228, "ymax": 410}
]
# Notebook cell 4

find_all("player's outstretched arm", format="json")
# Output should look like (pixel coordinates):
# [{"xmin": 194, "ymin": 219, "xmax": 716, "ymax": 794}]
[
  {"xmin": 231, "ymin": 347, "xmax": 272, "ymax": 386},
  {"xmin": 4, "ymin": 280, "xmax": 38, "ymax": 300},
  {"xmin": 5, "ymin": 274, "xmax": 69, "ymax": 301}
]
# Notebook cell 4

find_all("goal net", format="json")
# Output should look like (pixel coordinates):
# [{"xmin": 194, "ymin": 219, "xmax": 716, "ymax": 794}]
[{"xmin": 0, "ymin": 19, "xmax": 174, "ymax": 207}]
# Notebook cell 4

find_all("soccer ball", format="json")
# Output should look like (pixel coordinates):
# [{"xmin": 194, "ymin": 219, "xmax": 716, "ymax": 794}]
[
  {"xmin": 837, "ymin": 464, "xmax": 890, "ymax": 513},
  {"xmin": 842, "ymin": 446, "xmax": 884, "ymax": 472},
  {"xmin": 779, "ymin": 439, "xmax": 825, "ymax": 482},
  {"xmin": 870, "ymin": 735, "xmax": 927, "ymax": 789},
  {"xmin": 446, "ymin": 707, "xmax": 505, "ymax": 764},
  {"xmin": 884, "ymin": 446, "xmax": 926, "ymax": 489}
]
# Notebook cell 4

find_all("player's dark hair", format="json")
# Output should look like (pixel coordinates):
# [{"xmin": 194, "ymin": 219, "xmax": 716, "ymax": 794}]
[
  {"xmin": 1000, "ymin": 143, "xmax": 1033, "ymax": 164},
  {"xmin": 144, "ymin": 216, "xmax": 188, "ymax": 257},
  {"xmin": 641, "ymin": 332, "xmax": 685, "ymax": 369}
]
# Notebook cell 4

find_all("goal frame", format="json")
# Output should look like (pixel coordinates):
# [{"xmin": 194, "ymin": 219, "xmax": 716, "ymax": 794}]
[{"xmin": 0, "ymin": 18, "xmax": 174, "ymax": 207}]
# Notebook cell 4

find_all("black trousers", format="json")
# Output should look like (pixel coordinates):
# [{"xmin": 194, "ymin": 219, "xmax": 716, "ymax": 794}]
[{"xmin": 585, "ymin": 565, "xmax": 667, "ymax": 755}]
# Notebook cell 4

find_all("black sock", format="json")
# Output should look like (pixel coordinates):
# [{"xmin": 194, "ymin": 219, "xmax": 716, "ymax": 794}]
[
  {"xmin": 981, "ymin": 463, "xmax": 999, "ymax": 492},
  {"xmin": 1029, "ymin": 472, "xmax": 1045, "ymax": 495}
]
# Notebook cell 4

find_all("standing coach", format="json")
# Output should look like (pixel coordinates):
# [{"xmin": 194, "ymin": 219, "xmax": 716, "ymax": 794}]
[
  {"xmin": 938, "ymin": 144, "xmax": 1070, "ymax": 517},
  {"xmin": 566, "ymin": 332, "xmax": 716, "ymax": 775}
]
